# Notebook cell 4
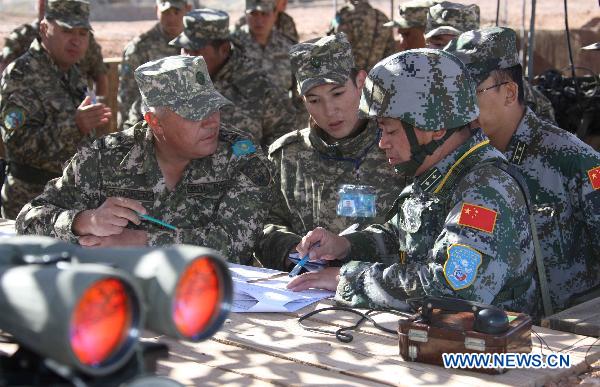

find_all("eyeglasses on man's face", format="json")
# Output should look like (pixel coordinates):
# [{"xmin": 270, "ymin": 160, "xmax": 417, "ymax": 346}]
[{"xmin": 475, "ymin": 81, "xmax": 510, "ymax": 95}]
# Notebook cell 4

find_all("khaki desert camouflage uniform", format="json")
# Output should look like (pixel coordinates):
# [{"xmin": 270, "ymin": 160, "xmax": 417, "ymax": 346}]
[
  {"xmin": 0, "ymin": 0, "xmax": 94, "ymax": 219},
  {"xmin": 330, "ymin": 0, "xmax": 396, "ymax": 71},
  {"xmin": 258, "ymin": 34, "xmax": 407, "ymax": 270},
  {"xmin": 17, "ymin": 55, "xmax": 275, "ymax": 264},
  {"xmin": 445, "ymin": 26, "xmax": 600, "ymax": 312},
  {"xmin": 335, "ymin": 49, "xmax": 538, "ymax": 316}
]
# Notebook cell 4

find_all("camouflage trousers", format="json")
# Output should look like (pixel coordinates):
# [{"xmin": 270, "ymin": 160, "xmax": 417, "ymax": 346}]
[{"xmin": 1, "ymin": 174, "xmax": 45, "ymax": 219}]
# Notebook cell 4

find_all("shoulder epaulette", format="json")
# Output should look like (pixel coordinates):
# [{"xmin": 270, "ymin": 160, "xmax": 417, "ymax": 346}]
[{"xmin": 268, "ymin": 129, "xmax": 305, "ymax": 156}]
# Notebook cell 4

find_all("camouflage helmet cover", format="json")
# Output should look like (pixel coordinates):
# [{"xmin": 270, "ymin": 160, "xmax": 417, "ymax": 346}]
[
  {"xmin": 359, "ymin": 48, "xmax": 479, "ymax": 131},
  {"xmin": 170, "ymin": 8, "xmax": 230, "ymax": 50},
  {"xmin": 425, "ymin": 1, "xmax": 480, "ymax": 39},
  {"xmin": 444, "ymin": 27, "xmax": 520, "ymax": 86},
  {"xmin": 135, "ymin": 55, "xmax": 232, "ymax": 121},
  {"xmin": 290, "ymin": 33, "xmax": 355, "ymax": 96},
  {"xmin": 45, "ymin": 0, "xmax": 91, "ymax": 30}
]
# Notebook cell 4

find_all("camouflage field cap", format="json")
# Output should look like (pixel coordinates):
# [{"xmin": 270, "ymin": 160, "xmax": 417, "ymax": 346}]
[
  {"xmin": 45, "ymin": 0, "xmax": 91, "ymax": 30},
  {"xmin": 444, "ymin": 27, "xmax": 520, "ymax": 86},
  {"xmin": 383, "ymin": 0, "xmax": 436, "ymax": 30},
  {"xmin": 170, "ymin": 8, "xmax": 230, "ymax": 50},
  {"xmin": 156, "ymin": 0, "xmax": 189, "ymax": 12},
  {"xmin": 290, "ymin": 33, "xmax": 355, "ymax": 96},
  {"xmin": 359, "ymin": 48, "xmax": 479, "ymax": 131},
  {"xmin": 425, "ymin": 1, "xmax": 480, "ymax": 39},
  {"xmin": 245, "ymin": 0, "xmax": 276, "ymax": 13},
  {"xmin": 135, "ymin": 55, "xmax": 232, "ymax": 121}
]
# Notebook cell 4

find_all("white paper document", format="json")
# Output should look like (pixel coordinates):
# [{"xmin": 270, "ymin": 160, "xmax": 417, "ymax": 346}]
[{"xmin": 229, "ymin": 263, "xmax": 334, "ymax": 313}]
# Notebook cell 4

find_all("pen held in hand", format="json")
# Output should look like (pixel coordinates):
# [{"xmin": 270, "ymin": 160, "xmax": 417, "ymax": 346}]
[
  {"xmin": 289, "ymin": 254, "xmax": 309, "ymax": 277},
  {"xmin": 136, "ymin": 212, "xmax": 177, "ymax": 231}
]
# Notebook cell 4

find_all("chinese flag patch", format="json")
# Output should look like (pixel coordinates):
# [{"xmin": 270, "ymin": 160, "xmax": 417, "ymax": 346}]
[
  {"xmin": 458, "ymin": 203, "xmax": 498, "ymax": 234},
  {"xmin": 588, "ymin": 166, "xmax": 600, "ymax": 190}
]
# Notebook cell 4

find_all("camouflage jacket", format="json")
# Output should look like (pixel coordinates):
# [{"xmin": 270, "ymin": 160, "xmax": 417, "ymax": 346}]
[
  {"xmin": 258, "ymin": 120, "xmax": 407, "ymax": 269},
  {"xmin": 336, "ymin": 129, "xmax": 538, "ymax": 315},
  {"xmin": 505, "ymin": 107, "xmax": 600, "ymax": 311},
  {"xmin": 330, "ymin": 1, "xmax": 396, "ymax": 71},
  {"xmin": 235, "ymin": 11, "xmax": 299, "ymax": 43},
  {"xmin": 118, "ymin": 23, "xmax": 181, "ymax": 129},
  {"xmin": 0, "ymin": 20, "xmax": 107, "ymax": 81},
  {"xmin": 231, "ymin": 25, "xmax": 294, "ymax": 93},
  {"xmin": 16, "ymin": 123, "xmax": 275, "ymax": 264},
  {"xmin": 214, "ymin": 45, "xmax": 299, "ymax": 148},
  {"xmin": 523, "ymin": 79, "xmax": 556, "ymax": 124}
]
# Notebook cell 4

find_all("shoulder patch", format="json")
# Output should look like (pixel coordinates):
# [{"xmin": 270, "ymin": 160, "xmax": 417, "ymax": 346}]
[
  {"xmin": 240, "ymin": 158, "xmax": 272, "ymax": 187},
  {"xmin": 2, "ymin": 107, "xmax": 26, "ymax": 132},
  {"xmin": 232, "ymin": 139, "xmax": 256, "ymax": 157},
  {"xmin": 443, "ymin": 244, "xmax": 482, "ymax": 290},
  {"xmin": 587, "ymin": 166, "xmax": 600, "ymax": 190},
  {"xmin": 458, "ymin": 203, "xmax": 497, "ymax": 234},
  {"xmin": 268, "ymin": 130, "xmax": 302, "ymax": 156}
]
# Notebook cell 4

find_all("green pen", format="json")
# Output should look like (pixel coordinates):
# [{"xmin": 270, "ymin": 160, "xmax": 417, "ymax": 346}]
[{"xmin": 136, "ymin": 212, "xmax": 177, "ymax": 231}]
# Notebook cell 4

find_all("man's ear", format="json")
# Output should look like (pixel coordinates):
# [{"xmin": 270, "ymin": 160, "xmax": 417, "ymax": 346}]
[
  {"xmin": 505, "ymin": 81, "xmax": 519, "ymax": 106},
  {"xmin": 144, "ymin": 111, "xmax": 161, "ymax": 131},
  {"xmin": 355, "ymin": 70, "xmax": 368, "ymax": 90},
  {"xmin": 432, "ymin": 128, "xmax": 447, "ymax": 140},
  {"xmin": 39, "ymin": 19, "xmax": 48, "ymax": 38},
  {"xmin": 185, "ymin": 3, "xmax": 192, "ymax": 12}
]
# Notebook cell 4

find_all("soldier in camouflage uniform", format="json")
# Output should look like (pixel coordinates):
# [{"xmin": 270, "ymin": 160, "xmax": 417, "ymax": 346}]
[
  {"xmin": 383, "ymin": 0, "xmax": 435, "ymax": 51},
  {"xmin": 118, "ymin": 0, "xmax": 191, "ymax": 129},
  {"xmin": 235, "ymin": 0, "xmax": 299, "ymax": 43},
  {"xmin": 329, "ymin": 0, "xmax": 396, "ymax": 71},
  {"xmin": 231, "ymin": 0, "xmax": 295, "ymax": 94},
  {"xmin": 426, "ymin": 1, "xmax": 556, "ymax": 123},
  {"xmin": 445, "ymin": 27, "xmax": 600, "ymax": 314},
  {"xmin": 0, "ymin": 0, "xmax": 111, "ymax": 219},
  {"xmin": 16, "ymin": 55, "xmax": 274, "ymax": 263},
  {"xmin": 257, "ymin": 33, "xmax": 407, "ymax": 270},
  {"xmin": 288, "ymin": 49, "xmax": 538, "ymax": 317},
  {"xmin": 169, "ymin": 8, "xmax": 299, "ymax": 148}
]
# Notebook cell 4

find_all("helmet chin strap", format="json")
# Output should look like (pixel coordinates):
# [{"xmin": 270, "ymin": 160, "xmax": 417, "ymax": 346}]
[{"xmin": 393, "ymin": 122, "xmax": 456, "ymax": 177}]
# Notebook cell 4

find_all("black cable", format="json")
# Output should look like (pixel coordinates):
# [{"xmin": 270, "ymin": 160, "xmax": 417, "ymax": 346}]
[
  {"xmin": 495, "ymin": 0, "xmax": 501, "ymax": 26},
  {"xmin": 298, "ymin": 306, "xmax": 413, "ymax": 343},
  {"xmin": 563, "ymin": 0, "xmax": 579, "ymax": 94}
]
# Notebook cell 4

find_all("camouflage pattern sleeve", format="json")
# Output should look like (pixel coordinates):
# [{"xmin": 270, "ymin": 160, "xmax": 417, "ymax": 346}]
[
  {"xmin": 147, "ymin": 152, "xmax": 276, "ymax": 264},
  {"xmin": 15, "ymin": 145, "xmax": 103, "ymax": 243},
  {"xmin": 0, "ymin": 22, "xmax": 38, "ymax": 66},
  {"xmin": 78, "ymin": 34, "xmax": 108, "ymax": 80},
  {"xmin": 335, "ymin": 166, "xmax": 537, "ymax": 315}
]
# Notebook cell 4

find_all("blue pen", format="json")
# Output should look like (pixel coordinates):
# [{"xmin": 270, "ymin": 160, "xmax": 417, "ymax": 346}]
[
  {"xmin": 289, "ymin": 254, "xmax": 309, "ymax": 277},
  {"xmin": 137, "ymin": 212, "xmax": 177, "ymax": 231}
]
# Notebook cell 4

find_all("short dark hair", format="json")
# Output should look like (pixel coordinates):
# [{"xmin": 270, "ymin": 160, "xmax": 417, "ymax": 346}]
[{"xmin": 490, "ymin": 64, "xmax": 525, "ymax": 105}]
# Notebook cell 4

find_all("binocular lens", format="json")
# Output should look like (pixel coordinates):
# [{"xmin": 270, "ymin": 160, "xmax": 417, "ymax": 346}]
[
  {"xmin": 173, "ymin": 257, "xmax": 221, "ymax": 339},
  {"xmin": 70, "ymin": 278, "xmax": 133, "ymax": 366}
]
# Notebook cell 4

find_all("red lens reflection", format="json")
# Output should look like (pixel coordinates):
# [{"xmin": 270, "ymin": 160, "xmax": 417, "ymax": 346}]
[
  {"xmin": 173, "ymin": 257, "xmax": 220, "ymax": 338},
  {"xmin": 70, "ymin": 278, "xmax": 131, "ymax": 366}
]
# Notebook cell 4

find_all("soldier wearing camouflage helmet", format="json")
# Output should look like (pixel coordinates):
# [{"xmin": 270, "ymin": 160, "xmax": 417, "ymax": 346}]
[
  {"xmin": 257, "ymin": 33, "xmax": 407, "ymax": 270},
  {"xmin": 118, "ymin": 0, "xmax": 192, "ymax": 129},
  {"xmin": 0, "ymin": 0, "xmax": 111, "ymax": 219},
  {"xmin": 425, "ymin": 1, "xmax": 479, "ymax": 49},
  {"xmin": 288, "ymin": 49, "xmax": 538, "ymax": 318},
  {"xmin": 384, "ymin": 0, "xmax": 437, "ymax": 51},
  {"xmin": 0, "ymin": 0, "xmax": 108, "ymax": 96},
  {"xmin": 17, "ymin": 55, "xmax": 275, "ymax": 263},
  {"xmin": 329, "ymin": 0, "xmax": 396, "ymax": 71},
  {"xmin": 445, "ymin": 27, "xmax": 600, "ymax": 314},
  {"xmin": 231, "ymin": 0, "xmax": 295, "ymax": 94},
  {"xmin": 169, "ymin": 8, "xmax": 299, "ymax": 148},
  {"xmin": 234, "ymin": 0, "xmax": 299, "ymax": 43}
]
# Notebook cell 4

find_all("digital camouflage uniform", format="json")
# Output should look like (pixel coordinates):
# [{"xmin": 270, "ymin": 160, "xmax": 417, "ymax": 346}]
[
  {"xmin": 170, "ymin": 8, "xmax": 298, "ymax": 148},
  {"xmin": 330, "ymin": 0, "xmax": 396, "ymax": 71},
  {"xmin": 118, "ymin": 0, "xmax": 188, "ymax": 129},
  {"xmin": 335, "ymin": 50, "xmax": 537, "ymax": 315},
  {"xmin": 0, "ymin": 20, "xmax": 107, "ymax": 83},
  {"xmin": 258, "ymin": 34, "xmax": 407, "ymax": 270},
  {"xmin": 383, "ymin": 0, "xmax": 435, "ymax": 30},
  {"xmin": 231, "ymin": 0, "xmax": 295, "ymax": 93},
  {"xmin": 0, "ymin": 0, "xmax": 93, "ymax": 220},
  {"xmin": 16, "ymin": 55, "xmax": 275, "ymax": 264},
  {"xmin": 235, "ymin": 11, "xmax": 299, "ymax": 43},
  {"xmin": 445, "ymin": 27, "xmax": 600, "ymax": 312}
]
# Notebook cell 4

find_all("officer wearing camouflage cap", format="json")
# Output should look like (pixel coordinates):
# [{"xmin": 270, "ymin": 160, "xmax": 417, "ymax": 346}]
[
  {"xmin": 118, "ymin": 0, "xmax": 191, "ymax": 129},
  {"xmin": 445, "ymin": 27, "xmax": 600, "ymax": 314},
  {"xmin": 257, "ymin": 33, "xmax": 406, "ymax": 270},
  {"xmin": 170, "ymin": 8, "xmax": 298, "ymax": 148},
  {"xmin": 425, "ymin": 1, "xmax": 479, "ymax": 49},
  {"xmin": 17, "ymin": 55, "xmax": 275, "ymax": 263},
  {"xmin": 329, "ymin": 0, "xmax": 396, "ymax": 71},
  {"xmin": 231, "ymin": 0, "xmax": 295, "ymax": 94},
  {"xmin": 288, "ymin": 49, "xmax": 538, "ymax": 318},
  {"xmin": 384, "ymin": 0, "xmax": 437, "ymax": 51},
  {"xmin": 0, "ymin": 0, "xmax": 112, "ymax": 219}
]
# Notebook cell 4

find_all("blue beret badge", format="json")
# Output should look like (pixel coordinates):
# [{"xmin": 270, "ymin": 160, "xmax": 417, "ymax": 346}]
[
  {"xmin": 443, "ymin": 244, "xmax": 482, "ymax": 290},
  {"xmin": 2, "ymin": 107, "xmax": 25, "ymax": 132},
  {"xmin": 232, "ymin": 139, "xmax": 256, "ymax": 157}
]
